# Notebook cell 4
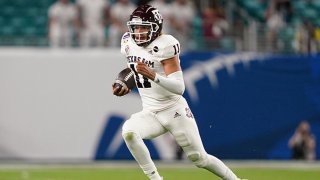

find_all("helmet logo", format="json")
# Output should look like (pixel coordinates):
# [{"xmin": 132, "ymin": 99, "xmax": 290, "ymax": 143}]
[{"xmin": 152, "ymin": 10, "xmax": 163, "ymax": 24}]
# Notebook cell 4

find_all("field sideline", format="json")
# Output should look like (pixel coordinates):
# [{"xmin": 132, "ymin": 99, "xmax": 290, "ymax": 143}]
[{"xmin": 0, "ymin": 160, "xmax": 319, "ymax": 180}]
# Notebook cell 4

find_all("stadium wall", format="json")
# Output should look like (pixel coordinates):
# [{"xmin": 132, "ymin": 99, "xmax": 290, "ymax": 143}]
[{"xmin": 0, "ymin": 49, "xmax": 319, "ymax": 160}]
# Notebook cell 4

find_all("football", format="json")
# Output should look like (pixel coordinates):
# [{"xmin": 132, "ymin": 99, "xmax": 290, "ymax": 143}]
[{"xmin": 113, "ymin": 67, "xmax": 136, "ymax": 94}]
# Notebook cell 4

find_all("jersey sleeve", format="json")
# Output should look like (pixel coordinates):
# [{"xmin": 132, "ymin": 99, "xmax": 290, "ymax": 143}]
[
  {"xmin": 153, "ymin": 35, "xmax": 180, "ymax": 62},
  {"xmin": 120, "ymin": 32, "xmax": 131, "ymax": 55}
]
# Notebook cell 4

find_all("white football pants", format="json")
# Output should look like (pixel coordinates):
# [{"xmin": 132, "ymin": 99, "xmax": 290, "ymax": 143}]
[{"xmin": 122, "ymin": 97, "xmax": 239, "ymax": 180}]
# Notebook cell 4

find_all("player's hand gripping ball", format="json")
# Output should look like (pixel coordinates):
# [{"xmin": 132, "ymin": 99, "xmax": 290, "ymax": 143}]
[{"xmin": 112, "ymin": 68, "xmax": 136, "ymax": 96}]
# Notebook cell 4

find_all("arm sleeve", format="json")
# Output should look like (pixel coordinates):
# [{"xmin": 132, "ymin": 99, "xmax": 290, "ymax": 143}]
[{"xmin": 154, "ymin": 71, "xmax": 185, "ymax": 95}]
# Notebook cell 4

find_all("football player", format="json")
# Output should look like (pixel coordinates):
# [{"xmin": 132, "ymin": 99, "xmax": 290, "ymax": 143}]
[{"xmin": 112, "ymin": 4, "xmax": 242, "ymax": 180}]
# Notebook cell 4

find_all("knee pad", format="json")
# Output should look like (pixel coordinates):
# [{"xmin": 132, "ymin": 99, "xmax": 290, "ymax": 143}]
[
  {"xmin": 187, "ymin": 152, "xmax": 208, "ymax": 168},
  {"xmin": 174, "ymin": 132, "xmax": 190, "ymax": 147}
]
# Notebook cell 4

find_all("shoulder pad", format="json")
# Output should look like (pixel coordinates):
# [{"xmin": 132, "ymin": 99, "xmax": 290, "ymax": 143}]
[{"xmin": 151, "ymin": 35, "xmax": 180, "ymax": 60}]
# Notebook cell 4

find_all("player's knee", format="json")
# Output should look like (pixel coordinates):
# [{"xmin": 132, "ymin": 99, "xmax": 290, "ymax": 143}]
[
  {"xmin": 122, "ymin": 131, "xmax": 136, "ymax": 141},
  {"xmin": 122, "ymin": 127, "xmax": 140, "ymax": 142},
  {"xmin": 187, "ymin": 152, "xmax": 208, "ymax": 168},
  {"xmin": 122, "ymin": 121, "xmax": 137, "ymax": 141}
]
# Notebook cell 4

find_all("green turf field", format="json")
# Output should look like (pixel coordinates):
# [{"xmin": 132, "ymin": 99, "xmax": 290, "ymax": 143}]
[{"xmin": 0, "ymin": 165, "xmax": 319, "ymax": 180}]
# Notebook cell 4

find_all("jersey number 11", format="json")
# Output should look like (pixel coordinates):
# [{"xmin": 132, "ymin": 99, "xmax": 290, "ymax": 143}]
[{"xmin": 130, "ymin": 64, "xmax": 152, "ymax": 88}]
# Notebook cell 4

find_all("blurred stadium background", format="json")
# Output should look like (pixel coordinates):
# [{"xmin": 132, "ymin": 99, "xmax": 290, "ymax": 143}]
[
  {"xmin": 0, "ymin": 0, "xmax": 319, "ymax": 52},
  {"xmin": 0, "ymin": 0, "xmax": 320, "ymax": 179}
]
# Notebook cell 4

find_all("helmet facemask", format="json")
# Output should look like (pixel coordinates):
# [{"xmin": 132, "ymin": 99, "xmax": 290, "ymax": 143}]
[{"xmin": 127, "ymin": 18, "xmax": 160, "ymax": 46}]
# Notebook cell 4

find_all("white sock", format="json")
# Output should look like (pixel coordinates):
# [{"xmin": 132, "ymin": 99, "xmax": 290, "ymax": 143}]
[
  {"xmin": 141, "ymin": 163, "xmax": 162, "ymax": 180},
  {"xmin": 204, "ymin": 155, "xmax": 238, "ymax": 180}
]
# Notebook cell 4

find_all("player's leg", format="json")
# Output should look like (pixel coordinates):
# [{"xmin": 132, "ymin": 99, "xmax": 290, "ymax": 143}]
[
  {"xmin": 64, "ymin": 29, "xmax": 73, "ymax": 47},
  {"xmin": 108, "ymin": 25, "xmax": 121, "ymax": 47},
  {"xmin": 122, "ymin": 110, "xmax": 166, "ymax": 180},
  {"xmin": 95, "ymin": 25, "xmax": 105, "ymax": 47},
  {"xmin": 159, "ymin": 98, "xmax": 239, "ymax": 180},
  {"xmin": 49, "ymin": 27, "xmax": 60, "ymax": 48},
  {"xmin": 79, "ymin": 28, "xmax": 90, "ymax": 48}
]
